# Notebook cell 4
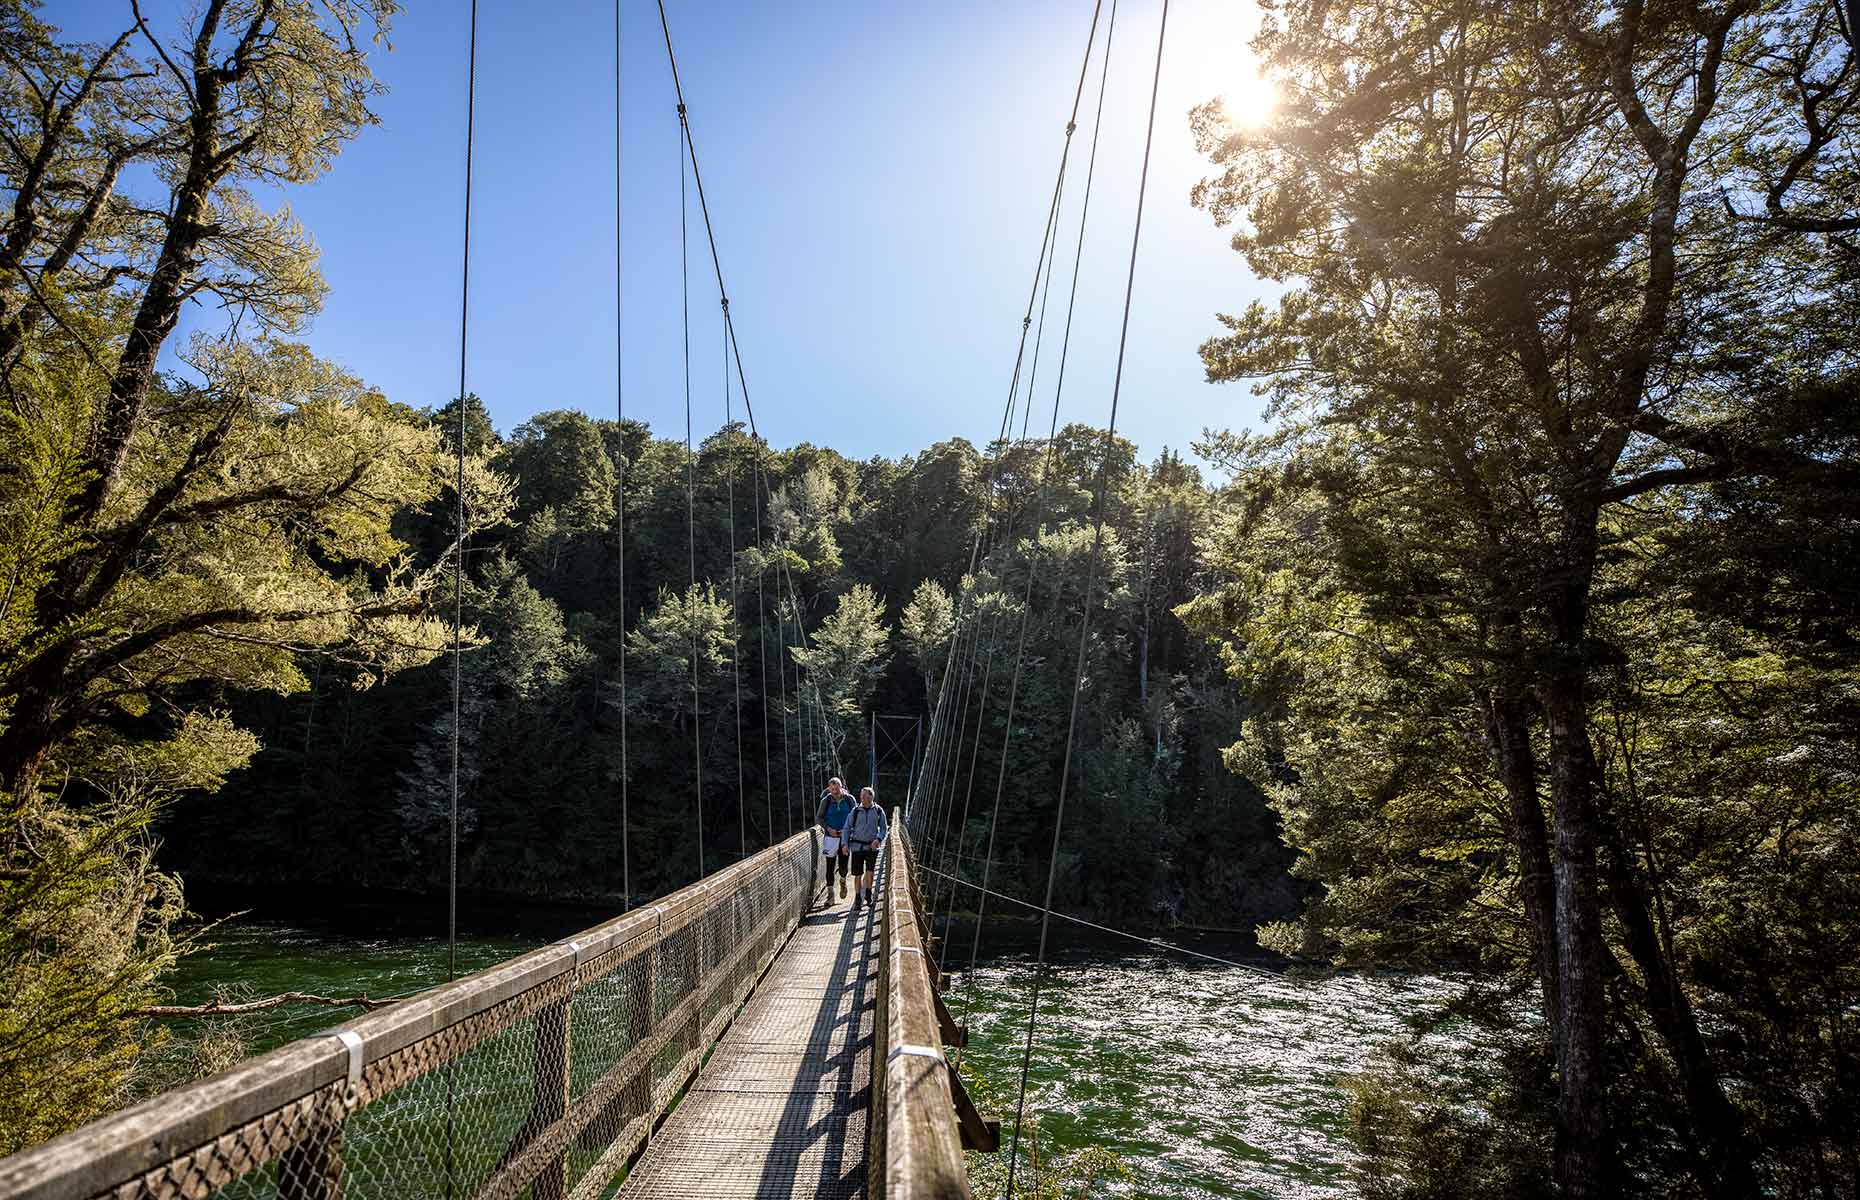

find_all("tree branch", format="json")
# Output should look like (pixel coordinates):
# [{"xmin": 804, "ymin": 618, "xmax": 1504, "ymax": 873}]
[
  {"xmin": 129, "ymin": 0, "xmax": 194, "ymax": 105},
  {"xmin": 152, "ymin": 455, "xmax": 374, "ymax": 530},
  {"xmin": 77, "ymin": 403, "xmax": 242, "ymax": 613},
  {"xmin": 59, "ymin": 592, "xmax": 426, "ymax": 698},
  {"xmin": 1598, "ymin": 463, "xmax": 1728, "ymax": 503},
  {"xmin": 1629, "ymin": 409, "xmax": 1860, "ymax": 489}
]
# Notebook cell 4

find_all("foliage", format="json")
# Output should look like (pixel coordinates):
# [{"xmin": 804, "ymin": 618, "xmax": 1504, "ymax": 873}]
[
  {"xmin": 1183, "ymin": 0, "xmax": 1860, "ymax": 1193},
  {"xmin": 0, "ymin": 787, "xmax": 185, "ymax": 1152},
  {"xmin": 0, "ymin": 0, "xmax": 474, "ymax": 1146},
  {"xmin": 1341, "ymin": 1002, "xmax": 1557, "ymax": 1200},
  {"xmin": 900, "ymin": 578, "xmax": 955, "ymax": 704}
]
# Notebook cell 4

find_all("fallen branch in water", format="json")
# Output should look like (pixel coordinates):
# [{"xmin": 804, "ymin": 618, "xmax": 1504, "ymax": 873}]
[{"xmin": 135, "ymin": 992, "xmax": 396, "ymax": 1018}]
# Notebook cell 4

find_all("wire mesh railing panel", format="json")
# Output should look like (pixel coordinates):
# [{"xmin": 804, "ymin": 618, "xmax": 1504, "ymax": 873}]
[
  {"xmin": 569, "ymin": 940, "xmax": 655, "ymax": 1100},
  {"xmin": 329, "ymin": 1008, "xmax": 547, "ymax": 1200},
  {"xmin": 556, "ymin": 934, "xmax": 662, "ymax": 1200},
  {"xmin": 0, "ymin": 832, "xmax": 818, "ymax": 1200}
]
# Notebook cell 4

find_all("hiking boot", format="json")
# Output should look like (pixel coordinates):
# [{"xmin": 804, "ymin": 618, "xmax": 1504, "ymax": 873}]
[{"xmin": 838, "ymin": 877, "xmax": 846, "ymax": 900}]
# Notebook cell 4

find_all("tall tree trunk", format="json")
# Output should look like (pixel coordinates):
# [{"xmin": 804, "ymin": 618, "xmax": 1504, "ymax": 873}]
[
  {"xmin": 72, "ymin": 19, "xmax": 244, "ymax": 529},
  {"xmin": 0, "ymin": 644, "xmax": 81, "ymax": 799},
  {"xmin": 1543, "ymin": 677, "xmax": 1616, "ymax": 1197},
  {"xmin": 1480, "ymin": 685, "xmax": 1561, "ymax": 1033},
  {"xmin": 1599, "ymin": 820, "xmax": 1758, "ymax": 1194},
  {"xmin": 1540, "ymin": 536, "xmax": 1618, "ymax": 1196},
  {"xmin": 1138, "ymin": 619, "xmax": 1150, "ymax": 709}
]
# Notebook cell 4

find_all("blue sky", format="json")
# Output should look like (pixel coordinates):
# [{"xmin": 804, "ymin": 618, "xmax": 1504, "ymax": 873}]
[{"xmin": 57, "ymin": 0, "xmax": 1276, "ymax": 467}]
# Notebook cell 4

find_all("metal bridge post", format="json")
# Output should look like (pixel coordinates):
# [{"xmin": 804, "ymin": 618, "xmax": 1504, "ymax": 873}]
[
  {"xmin": 276, "ymin": 1098, "xmax": 344, "ymax": 1200},
  {"xmin": 277, "ymin": 1029, "xmax": 364, "ymax": 1200},
  {"xmin": 531, "ymin": 992, "xmax": 573, "ymax": 1200}
]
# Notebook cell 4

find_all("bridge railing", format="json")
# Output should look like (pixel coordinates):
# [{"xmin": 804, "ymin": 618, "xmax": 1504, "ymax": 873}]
[
  {"xmin": 872, "ymin": 809, "xmax": 973, "ymax": 1199},
  {"xmin": 0, "ymin": 830, "xmax": 819, "ymax": 1200}
]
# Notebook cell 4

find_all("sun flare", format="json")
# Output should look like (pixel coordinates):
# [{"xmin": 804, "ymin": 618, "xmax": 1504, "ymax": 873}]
[
  {"xmin": 1220, "ymin": 71, "xmax": 1280, "ymax": 127},
  {"xmin": 1171, "ymin": 3, "xmax": 1278, "ymax": 128}
]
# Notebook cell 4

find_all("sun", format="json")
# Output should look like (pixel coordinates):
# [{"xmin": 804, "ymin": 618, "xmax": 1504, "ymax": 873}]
[
  {"xmin": 1220, "ymin": 71, "xmax": 1280, "ymax": 128},
  {"xmin": 1170, "ymin": 3, "xmax": 1279, "ymax": 128}
]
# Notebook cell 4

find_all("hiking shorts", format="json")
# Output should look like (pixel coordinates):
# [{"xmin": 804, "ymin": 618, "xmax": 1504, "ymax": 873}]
[{"xmin": 850, "ymin": 846, "xmax": 877, "ymax": 875}]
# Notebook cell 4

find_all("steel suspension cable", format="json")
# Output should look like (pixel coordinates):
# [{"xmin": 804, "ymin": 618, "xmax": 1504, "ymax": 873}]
[
  {"xmin": 789, "ymin": 595, "xmax": 810, "ymax": 810},
  {"xmin": 929, "ymin": 600, "xmax": 1015, "ymax": 966},
  {"xmin": 678, "ymin": 106, "xmax": 705, "ymax": 883},
  {"xmin": 925, "ymin": 80, "xmax": 1102, "ymax": 929},
  {"xmin": 967, "ymin": 0, "xmax": 1123, "ymax": 1003},
  {"xmin": 778, "ymin": 558, "xmax": 834, "ymax": 801},
  {"xmin": 794, "ymin": 595, "xmax": 810, "ymax": 801},
  {"xmin": 775, "ymin": 593, "xmax": 794, "ymax": 833},
  {"xmin": 915, "ymin": 595, "xmax": 982, "ymax": 843},
  {"xmin": 925, "ymin": 618, "xmax": 982, "ymax": 872},
  {"xmin": 911, "ymin": 608, "xmax": 964, "ymax": 830},
  {"xmin": 656, "ymin": 0, "xmax": 868, "ymax": 848},
  {"xmin": 911, "ymin": 0, "xmax": 1106, "ymax": 854},
  {"xmin": 909, "ymin": 615, "xmax": 965, "ymax": 832},
  {"xmin": 926, "ymin": 82, "xmax": 1109, "ymax": 930},
  {"xmin": 446, "ymin": 4, "xmax": 478, "ymax": 1195},
  {"xmin": 724, "ymin": 312, "xmax": 746, "ymax": 859},
  {"xmin": 925, "ymin": 618, "xmax": 989, "ymax": 924},
  {"xmin": 449, "ymin": 0, "xmax": 478, "ymax": 994},
  {"xmin": 922, "ymin": 864, "xmax": 1281, "ymax": 977},
  {"xmin": 614, "ymin": 0, "xmax": 631, "ymax": 910},
  {"xmin": 1017, "ymin": 176, "xmax": 1068, "ymax": 445},
  {"xmin": 1005, "ymin": 3, "xmax": 1170, "ymax": 1192},
  {"xmin": 752, "ymin": 440, "xmax": 775, "ymax": 846}
]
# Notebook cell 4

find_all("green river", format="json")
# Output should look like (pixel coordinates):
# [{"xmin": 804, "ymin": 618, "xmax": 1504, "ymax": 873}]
[{"xmin": 157, "ymin": 896, "xmax": 1477, "ymax": 1200}]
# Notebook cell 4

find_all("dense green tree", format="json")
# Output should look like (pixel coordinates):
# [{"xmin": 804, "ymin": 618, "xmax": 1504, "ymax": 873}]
[
  {"xmin": 0, "ymin": 0, "xmax": 485, "ymax": 1146},
  {"xmin": 1184, "ymin": 0, "xmax": 1859, "ymax": 1192},
  {"xmin": 425, "ymin": 393, "xmax": 500, "ymax": 458},
  {"xmin": 792, "ymin": 584, "xmax": 891, "ymax": 772},
  {"xmin": 900, "ymin": 579, "xmax": 956, "ymax": 705}
]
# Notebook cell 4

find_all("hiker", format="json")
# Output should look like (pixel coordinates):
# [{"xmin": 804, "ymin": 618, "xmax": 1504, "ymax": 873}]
[
  {"xmin": 843, "ymin": 786, "xmax": 888, "ymax": 910},
  {"xmin": 815, "ymin": 777, "xmax": 855, "ymax": 900}
]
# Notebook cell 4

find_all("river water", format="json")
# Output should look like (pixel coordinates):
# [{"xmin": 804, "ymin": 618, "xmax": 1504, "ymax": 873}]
[{"xmin": 157, "ymin": 901, "xmax": 1476, "ymax": 1199}]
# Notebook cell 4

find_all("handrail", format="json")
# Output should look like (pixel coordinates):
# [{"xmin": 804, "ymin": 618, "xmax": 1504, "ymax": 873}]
[
  {"xmin": 0, "ymin": 830, "xmax": 820, "ymax": 1200},
  {"xmin": 872, "ymin": 809, "xmax": 971, "ymax": 1198}
]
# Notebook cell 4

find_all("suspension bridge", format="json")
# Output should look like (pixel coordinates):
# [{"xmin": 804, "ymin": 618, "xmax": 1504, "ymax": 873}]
[
  {"xmin": 0, "ymin": 0, "xmax": 1194, "ymax": 1193},
  {"xmin": 0, "ymin": 818, "xmax": 994, "ymax": 1200}
]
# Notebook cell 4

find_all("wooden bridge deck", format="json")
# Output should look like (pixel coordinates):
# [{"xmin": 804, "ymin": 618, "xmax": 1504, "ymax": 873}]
[{"xmin": 618, "ymin": 888, "xmax": 879, "ymax": 1199}]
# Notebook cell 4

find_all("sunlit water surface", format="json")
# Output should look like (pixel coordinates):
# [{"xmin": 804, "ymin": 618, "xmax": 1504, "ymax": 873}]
[{"xmin": 950, "ymin": 944, "xmax": 1476, "ymax": 1198}]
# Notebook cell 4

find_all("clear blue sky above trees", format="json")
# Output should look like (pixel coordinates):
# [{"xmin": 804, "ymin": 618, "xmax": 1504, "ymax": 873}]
[{"xmin": 56, "ymin": 0, "xmax": 1275, "ymax": 463}]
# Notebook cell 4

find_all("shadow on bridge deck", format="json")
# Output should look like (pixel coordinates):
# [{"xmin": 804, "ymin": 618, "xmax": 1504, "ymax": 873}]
[{"xmin": 618, "ymin": 891, "xmax": 880, "ymax": 1199}]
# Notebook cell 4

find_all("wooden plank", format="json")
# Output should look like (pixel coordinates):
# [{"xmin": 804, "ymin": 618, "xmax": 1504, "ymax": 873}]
[
  {"xmin": 879, "ymin": 817, "xmax": 971, "ymax": 1200},
  {"xmin": 946, "ymin": 1065, "xmax": 999, "ymax": 1153},
  {"xmin": 931, "ymin": 989, "xmax": 967, "ymax": 1049}
]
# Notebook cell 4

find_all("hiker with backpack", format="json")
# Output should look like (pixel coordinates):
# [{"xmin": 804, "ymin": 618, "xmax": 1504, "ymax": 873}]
[
  {"xmin": 815, "ymin": 777, "xmax": 855, "ymax": 901},
  {"xmin": 843, "ymin": 786, "xmax": 888, "ymax": 911}
]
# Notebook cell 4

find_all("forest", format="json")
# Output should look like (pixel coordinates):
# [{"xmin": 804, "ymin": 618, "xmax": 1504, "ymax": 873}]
[
  {"xmin": 4, "ymin": 1, "xmax": 1859, "ymax": 1197},
  {"xmin": 150, "ymin": 403, "xmax": 1292, "ymax": 932}
]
